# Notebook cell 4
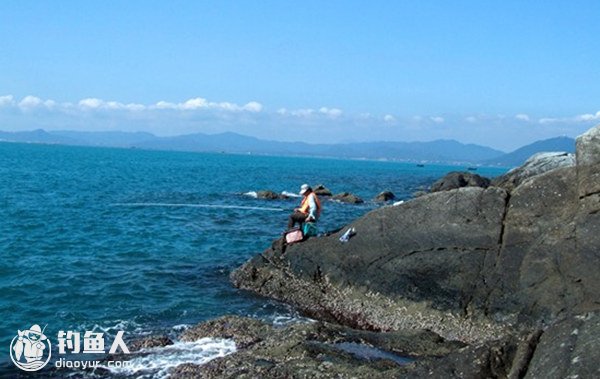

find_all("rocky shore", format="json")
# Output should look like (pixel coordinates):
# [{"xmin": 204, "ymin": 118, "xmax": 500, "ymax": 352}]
[
  {"xmin": 226, "ymin": 124, "xmax": 599, "ymax": 377},
  {"xmin": 125, "ymin": 124, "xmax": 598, "ymax": 378}
]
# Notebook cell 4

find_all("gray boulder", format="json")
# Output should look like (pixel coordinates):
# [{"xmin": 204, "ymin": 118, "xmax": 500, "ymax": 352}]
[
  {"xmin": 256, "ymin": 190, "xmax": 288, "ymax": 200},
  {"xmin": 313, "ymin": 184, "xmax": 333, "ymax": 197},
  {"xmin": 430, "ymin": 171, "xmax": 490, "ymax": 192},
  {"xmin": 374, "ymin": 191, "xmax": 396, "ymax": 202},
  {"xmin": 332, "ymin": 192, "xmax": 364, "ymax": 204},
  {"xmin": 492, "ymin": 151, "xmax": 575, "ymax": 192}
]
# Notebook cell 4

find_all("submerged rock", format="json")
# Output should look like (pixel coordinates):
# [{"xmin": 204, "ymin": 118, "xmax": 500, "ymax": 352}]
[
  {"xmin": 374, "ymin": 191, "xmax": 395, "ymax": 202},
  {"xmin": 256, "ymin": 190, "xmax": 288, "ymax": 200},
  {"xmin": 313, "ymin": 184, "xmax": 333, "ymax": 197},
  {"xmin": 430, "ymin": 171, "xmax": 490, "ymax": 192},
  {"xmin": 332, "ymin": 192, "xmax": 364, "ymax": 204}
]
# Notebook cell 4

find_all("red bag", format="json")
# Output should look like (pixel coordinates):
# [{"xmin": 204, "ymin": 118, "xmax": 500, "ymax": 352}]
[{"xmin": 285, "ymin": 228, "xmax": 304, "ymax": 244}]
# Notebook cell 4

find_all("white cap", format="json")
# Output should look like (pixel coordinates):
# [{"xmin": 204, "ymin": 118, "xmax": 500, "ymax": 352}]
[{"xmin": 300, "ymin": 184, "xmax": 310, "ymax": 195}]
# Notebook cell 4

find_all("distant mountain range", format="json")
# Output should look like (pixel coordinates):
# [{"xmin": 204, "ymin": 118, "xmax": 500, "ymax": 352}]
[
  {"xmin": 0, "ymin": 129, "xmax": 576, "ymax": 167},
  {"xmin": 483, "ymin": 136, "xmax": 576, "ymax": 167}
]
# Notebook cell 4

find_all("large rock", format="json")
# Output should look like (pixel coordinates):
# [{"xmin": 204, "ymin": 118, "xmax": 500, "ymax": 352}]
[
  {"xmin": 492, "ymin": 151, "xmax": 575, "ymax": 192},
  {"xmin": 574, "ymin": 125, "xmax": 600, "ymax": 313},
  {"xmin": 332, "ymin": 192, "xmax": 364, "ymax": 204},
  {"xmin": 233, "ymin": 187, "xmax": 511, "ymax": 342},
  {"xmin": 256, "ymin": 190, "xmax": 288, "ymax": 200},
  {"xmin": 430, "ymin": 171, "xmax": 490, "ymax": 192},
  {"xmin": 374, "ymin": 191, "xmax": 395, "ymax": 202},
  {"xmin": 525, "ymin": 313, "xmax": 600, "ymax": 379},
  {"xmin": 313, "ymin": 184, "xmax": 333, "ymax": 197},
  {"xmin": 232, "ymin": 124, "xmax": 600, "ymax": 375}
]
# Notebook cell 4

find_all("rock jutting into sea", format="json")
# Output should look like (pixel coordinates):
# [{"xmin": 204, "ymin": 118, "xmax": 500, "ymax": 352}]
[
  {"xmin": 332, "ymin": 192, "xmax": 364, "ymax": 204},
  {"xmin": 229, "ymin": 124, "xmax": 600, "ymax": 377}
]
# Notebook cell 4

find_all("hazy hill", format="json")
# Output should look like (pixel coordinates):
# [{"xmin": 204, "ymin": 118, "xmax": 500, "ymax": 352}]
[
  {"xmin": 485, "ymin": 136, "xmax": 575, "ymax": 167},
  {"xmin": 132, "ymin": 132, "xmax": 505, "ymax": 163},
  {"xmin": 1, "ymin": 128, "xmax": 508, "ymax": 163}
]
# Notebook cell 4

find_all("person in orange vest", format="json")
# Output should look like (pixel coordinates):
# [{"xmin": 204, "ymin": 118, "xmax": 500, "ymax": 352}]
[{"xmin": 288, "ymin": 184, "xmax": 321, "ymax": 229}]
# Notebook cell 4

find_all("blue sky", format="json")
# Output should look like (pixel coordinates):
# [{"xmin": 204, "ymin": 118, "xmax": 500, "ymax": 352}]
[{"xmin": 1, "ymin": 1, "xmax": 599, "ymax": 151}]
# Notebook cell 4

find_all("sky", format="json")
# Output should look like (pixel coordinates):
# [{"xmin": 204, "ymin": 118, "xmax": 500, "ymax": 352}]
[{"xmin": 0, "ymin": 1, "xmax": 599, "ymax": 151}]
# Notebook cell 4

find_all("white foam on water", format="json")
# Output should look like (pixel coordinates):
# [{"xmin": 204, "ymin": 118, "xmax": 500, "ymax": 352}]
[
  {"xmin": 171, "ymin": 324, "xmax": 190, "ymax": 331},
  {"xmin": 102, "ymin": 338, "xmax": 236, "ymax": 378},
  {"xmin": 111, "ymin": 202, "xmax": 284, "ymax": 212},
  {"xmin": 281, "ymin": 191, "xmax": 301, "ymax": 198},
  {"xmin": 243, "ymin": 191, "xmax": 258, "ymax": 198}
]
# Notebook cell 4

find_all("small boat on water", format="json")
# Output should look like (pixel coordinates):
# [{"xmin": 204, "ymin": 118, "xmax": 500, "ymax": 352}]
[
  {"xmin": 467, "ymin": 167, "xmax": 478, "ymax": 171},
  {"xmin": 416, "ymin": 164, "xmax": 425, "ymax": 167}
]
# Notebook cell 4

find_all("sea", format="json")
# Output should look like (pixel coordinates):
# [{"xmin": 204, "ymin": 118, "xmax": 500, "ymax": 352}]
[{"xmin": 0, "ymin": 142, "xmax": 507, "ymax": 377}]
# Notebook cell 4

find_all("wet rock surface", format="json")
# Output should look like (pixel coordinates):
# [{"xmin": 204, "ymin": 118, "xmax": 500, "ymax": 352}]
[{"xmin": 169, "ymin": 316, "xmax": 465, "ymax": 378}]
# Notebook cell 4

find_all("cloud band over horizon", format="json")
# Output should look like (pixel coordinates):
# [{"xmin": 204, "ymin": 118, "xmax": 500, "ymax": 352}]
[{"xmin": 0, "ymin": 94, "xmax": 598, "ymax": 151}]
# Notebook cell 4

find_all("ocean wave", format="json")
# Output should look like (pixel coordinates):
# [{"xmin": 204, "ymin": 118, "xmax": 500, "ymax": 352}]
[
  {"xmin": 281, "ymin": 191, "xmax": 301, "ymax": 198},
  {"xmin": 101, "ymin": 338, "xmax": 236, "ymax": 378},
  {"xmin": 171, "ymin": 324, "xmax": 190, "ymax": 331}
]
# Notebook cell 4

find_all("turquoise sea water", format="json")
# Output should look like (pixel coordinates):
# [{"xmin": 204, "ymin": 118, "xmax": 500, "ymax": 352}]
[{"xmin": 0, "ymin": 142, "xmax": 506, "ymax": 373}]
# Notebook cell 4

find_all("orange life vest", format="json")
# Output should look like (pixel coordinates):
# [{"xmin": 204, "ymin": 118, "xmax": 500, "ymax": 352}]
[{"xmin": 299, "ymin": 192, "xmax": 321, "ymax": 218}]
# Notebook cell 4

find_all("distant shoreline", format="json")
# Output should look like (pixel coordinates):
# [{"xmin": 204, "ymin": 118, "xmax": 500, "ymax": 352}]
[{"xmin": 0, "ymin": 139, "xmax": 512, "ymax": 169}]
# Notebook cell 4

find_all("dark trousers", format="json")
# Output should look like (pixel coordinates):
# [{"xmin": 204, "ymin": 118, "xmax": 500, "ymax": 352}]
[{"xmin": 288, "ymin": 211, "xmax": 308, "ymax": 229}]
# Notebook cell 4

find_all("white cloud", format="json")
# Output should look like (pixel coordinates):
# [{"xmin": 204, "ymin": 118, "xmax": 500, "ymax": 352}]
[
  {"xmin": 319, "ymin": 107, "xmax": 343, "ymax": 119},
  {"xmin": 291, "ymin": 109, "xmax": 315, "ymax": 117},
  {"xmin": 574, "ymin": 111, "xmax": 600, "ymax": 122},
  {"xmin": 78, "ymin": 98, "xmax": 146, "ymax": 111},
  {"xmin": 151, "ymin": 97, "xmax": 262, "ymax": 112},
  {"xmin": 19, "ymin": 95, "xmax": 44, "ymax": 110},
  {"xmin": 538, "ymin": 111, "xmax": 600, "ymax": 124},
  {"xmin": 430, "ymin": 116, "xmax": 444, "ymax": 124},
  {"xmin": 277, "ymin": 106, "xmax": 343, "ymax": 119},
  {"xmin": 0, "ymin": 95, "xmax": 15, "ymax": 107},
  {"xmin": 383, "ymin": 114, "xmax": 396, "ymax": 123},
  {"xmin": 79, "ymin": 98, "xmax": 104, "ymax": 109},
  {"xmin": 243, "ymin": 101, "xmax": 263, "ymax": 113},
  {"xmin": 465, "ymin": 116, "xmax": 477, "ymax": 123},
  {"xmin": 515, "ymin": 114, "xmax": 530, "ymax": 122}
]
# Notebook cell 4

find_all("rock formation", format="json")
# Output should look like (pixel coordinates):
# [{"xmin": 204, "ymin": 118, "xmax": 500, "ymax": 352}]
[
  {"xmin": 374, "ymin": 191, "xmax": 395, "ymax": 202},
  {"xmin": 492, "ymin": 151, "xmax": 575, "ymax": 192},
  {"xmin": 255, "ymin": 190, "xmax": 289, "ymax": 200},
  {"xmin": 332, "ymin": 192, "xmax": 364, "ymax": 204},
  {"xmin": 231, "ymin": 124, "xmax": 600, "ymax": 377},
  {"xmin": 430, "ymin": 171, "xmax": 491, "ymax": 192},
  {"xmin": 313, "ymin": 184, "xmax": 333, "ymax": 197}
]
